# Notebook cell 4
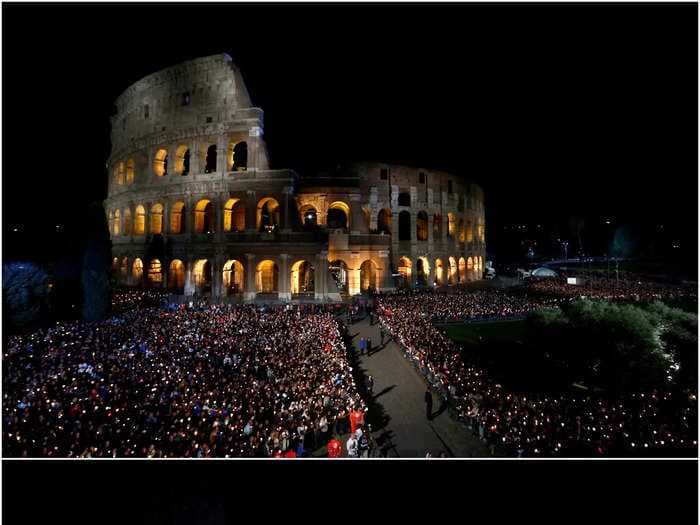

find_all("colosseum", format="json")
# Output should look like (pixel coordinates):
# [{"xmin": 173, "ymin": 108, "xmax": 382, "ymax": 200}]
[{"xmin": 105, "ymin": 54, "xmax": 486, "ymax": 301}]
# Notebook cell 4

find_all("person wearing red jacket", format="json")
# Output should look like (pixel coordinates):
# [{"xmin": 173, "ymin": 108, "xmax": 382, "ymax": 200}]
[
  {"xmin": 327, "ymin": 437, "xmax": 342, "ymax": 458},
  {"xmin": 349, "ymin": 408, "xmax": 364, "ymax": 434}
]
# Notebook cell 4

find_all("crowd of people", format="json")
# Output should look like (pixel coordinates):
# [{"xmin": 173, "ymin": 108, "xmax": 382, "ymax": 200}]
[
  {"xmin": 3, "ymin": 295, "xmax": 365, "ymax": 457},
  {"xmin": 376, "ymin": 287, "xmax": 697, "ymax": 456},
  {"xmin": 527, "ymin": 276, "xmax": 696, "ymax": 302}
]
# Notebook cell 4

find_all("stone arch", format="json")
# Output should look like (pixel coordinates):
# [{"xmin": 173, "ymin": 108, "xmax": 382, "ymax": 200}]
[
  {"xmin": 329, "ymin": 259, "xmax": 349, "ymax": 294},
  {"xmin": 434, "ymin": 258, "xmax": 444, "ymax": 286},
  {"xmin": 458, "ymin": 257, "xmax": 466, "ymax": 282},
  {"xmin": 205, "ymin": 144, "xmax": 217, "ymax": 173},
  {"xmin": 448, "ymin": 256, "xmax": 457, "ymax": 285},
  {"xmin": 458, "ymin": 218, "xmax": 465, "ymax": 243},
  {"xmin": 193, "ymin": 259, "xmax": 213, "ymax": 296},
  {"xmin": 257, "ymin": 197, "xmax": 280, "ymax": 231},
  {"xmin": 327, "ymin": 201, "xmax": 350, "ymax": 230},
  {"xmin": 256, "ymin": 260, "xmax": 279, "ymax": 293},
  {"xmin": 291, "ymin": 259, "xmax": 314, "ymax": 294},
  {"xmin": 153, "ymin": 149, "xmax": 168, "ymax": 176},
  {"xmin": 174, "ymin": 144, "xmax": 190, "ymax": 176},
  {"xmin": 448, "ymin": 213, "xmax": 455, "ymax": 238},
  {"xmin": 147, "ymin": 258, "xmax": 163, "ymax": 287},
  {"xmin": 150, "ymin": 203, "xmax": 163, "ymax": 234},
  {"xmin": 168, "ymin": 259, "xmax": 185, "ymax": 293},
  {"xmin": 398, "ymin": 256, "xmax": 412, "ymax": 288},
  {"xmin": 377, "ymin": 208, "xmax": 392, "ymax": 234},
  {"xmin": 126, "ymin": 158, "xmax": 135, "ymax": 184},
  {"xmin": 132, "ymin": 258, "xmax": 144, "ymax": 284},
  {"xmin": 194, "ymin": 199, "xmax": 215, "ymax": 233},
  {"xmin": 433, "ymin": 212, "xmax": 442, "ymax": 238},
  {"xmin": 416, "ymin": 256, "xmax": 430, "ymax": 285},
  {"xmin": 359, "ymin": 259, "xmax": 378, "ymax": 292},
  {"xmin": 170, "ymin": 201, "xmax": 186, "ymax": 233},
  {"xmin": 112, "ymin": 256, "xmax": 118, "ymax": 274},
  {"xmin": 122, "ymin": 208, "xmax": 132, "ymax": 235},
  {"xmin": 416, "ymin": 211, "xmax": 428, "ymax": 241},
  {"xmin": 223, "ymin": 259, "xmax": 244, "ymax": 296},
  {"xmin": 134, "ymin": 205, "xmax": 146, "ymax": 235},
  {"xmin": 300, "ymin": 204, "xmax": 318, "ymax": 228},
  {"xmin": 223, "ymin": 198, "xmax": 245, "ymax": 232},
  {"xmin": 467, "ymin": 256, "xmax": 474, "ymax": 276},
  {"xmin": 398, "ymin": 211, "xmax": 411, "ymax": 241}
]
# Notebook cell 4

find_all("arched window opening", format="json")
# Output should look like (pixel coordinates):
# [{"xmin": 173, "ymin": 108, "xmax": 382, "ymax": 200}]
[
  {"xmin": 112, "ymin": 257, "xmax": 119, "ymax": 274},
  {"xmin": 113, "ymin": 209, "xmax": 121, "ymax": 236},
  {"xmin": 256, "ymin": 260, "xmax": 279, "ymax": 293},
  {"xmin": 118, "ymin": 161, "xmax": 125, "ymax": 185},
  {"xmin": 122, "ymin": 208, "xmax": 132, "ymax": 235},
  {"xmin": 108, "ymin": 211, "xmax": 115, "ymax": 236},
  {"xmin": 233, "ymin": 142, "xmax": 247, "ymax": 171},
  {"xmin": 170, "ymin": 202, "xmax": 186, "ymax": 234},
  {"xmin": 205, "ymin": 145, "xmax": 217, "ymax": 173},
  {"xmin": 168, "ymin": 260, "xmax": 185, "ymax": 294},
  {"xmin": 150, "ymin": 203, "xmax": 163, "ymax": 235},
  {"xmin": 478, "ymin": 256, "xmax": 483, "ymax": 274},
  {"xmin": 300, "ymin": 205, "xmax": 317, "ymax": 229},
  {"xmin": 477, "ymin": 219, "xmax": 485, "ymax": 243},
  {"xmin": 113, "ymin": 167, "xmax": 119, "ymax": 186},
  {"xmin": 291, "ymin": 260, "xmax": 314, "ymax": 294},
  {"xmin": 398, "ymin": 192, "xmax": 411, "ymax": 207},
  {"xmin": 126, "ymin": 158, "xmax": 135, "ymax": 184},
  {"xmin": 132, "ymin": 258, "xmax": 144, "ymax": 284},
  {"xmin": 362, "ymin": 207, "xmax": 371, "ymax": 231},
  {"xmin": 147, "ymin": 259, "xmax": 162, "ymax": 287},
  {"xmin": 223, "ymin": 259, "xmax": 244, "ymax": 296},
  {"xmin": 360, "ymin": 260, "xmax": 377, "ymax": 292},
  {"xmin": 175, "ymin": 145, "xmax": 190, "ymax": 176},
  {"xmin": 448, "ymin": 257, "xmax": 457, "ymax": 285},
  {"xmin": 434, "ymin": 259, "xmax": 444, "ymax": 286},
  {"xmin": 416, "ymin": 256, "xmax": 430, "ymax": 286},
  {"xmin": 327, "ymin": 201, "xmax": 350, "ymax": 230},
  {"xmin": 223, "ymin": 199, "xmax": 245, "ymax": 232},
  {"xmin": 416, "ymin": 211, "xmax": 428, "ymax": 241},
  {"xmin": 134, "ymin": 205, "xmax": 146, "ymax": 235},
  {"xmin": 153, "ymin": 149, "xmax": 168, "ymax": 177},
  {"xmin": 257, "ymin": 198, "xmax": 280, "ymax": 232},
  {"xmin": 458, "ymin": 257, "xmax": 466, "ymax": 282},
  {"xmin": 398, "ymin": 256, "xmax": 412, "ymax": 289},
  {"xmin": 398, "ymin": 211, "xmax": 411, "ymax": 241},
  {"xmin": 329, "ymin": 260, "xmax": 348, "ymax": 294},
  {"xmin": 447, "ymin": 213, "xmax": 455, "ymax": 238},
  {"xmin": 377, "ymin": 209, "xmax": 392, "ymax": 234},
  {"xmin": 195, "ymin": 199, "xmax": 214, "ymax": 233},
  {"xmin": 466, "ymin": 218, "xmax": 474, "ymax": 243},
  {"xmin": 193, "ymin": 259, "xmax": 212, "ymax": 296},
  {"xmin": 458, "ymin": 219, "xmax": 465, "ymax": 243}
]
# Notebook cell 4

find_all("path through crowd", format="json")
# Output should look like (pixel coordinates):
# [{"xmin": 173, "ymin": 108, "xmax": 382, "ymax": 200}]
[{"xmin": 349, "ymin": 317, "xmax": 489, "ymax": 458}]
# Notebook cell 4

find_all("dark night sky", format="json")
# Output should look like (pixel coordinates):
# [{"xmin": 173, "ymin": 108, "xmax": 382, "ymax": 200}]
[{"xmin": 2, "ymin": 2, "xmax": 697, "ymax": 258}]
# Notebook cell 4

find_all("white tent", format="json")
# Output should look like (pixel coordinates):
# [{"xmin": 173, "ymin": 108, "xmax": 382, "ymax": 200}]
[{"xmin": 532, "ymin": 267, "xmax": 557, "ymax": 277}]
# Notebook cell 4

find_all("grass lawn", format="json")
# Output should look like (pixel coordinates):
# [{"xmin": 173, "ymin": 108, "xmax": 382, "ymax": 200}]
[{"xmin": 440, "ymin": 320, "xmax": 528, "ymax": 345}]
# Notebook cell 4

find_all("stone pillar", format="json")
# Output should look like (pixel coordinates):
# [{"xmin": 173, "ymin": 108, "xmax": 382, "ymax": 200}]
[
  {"xmin": 379, "ymin": 250, "xmax": 394, "ymax": 291},
  {"xmin": 167, "ymin": 146, "xmax": 177, "ymax": 177},
  {"xmin": 244, "ymin": 253, "xmax": 256, "ymax": 301},
  {"xmin": 315, "ymin": 251, "xmax": 328, "ymax": 301},
  {"xmin": 246, "ymin": 190, "xmax": 257, "ymax": 232},
  {"xmin": 189, "ymin": 143, "xmax": 200, "ymax": 176},
  {"xmin": 184, "ymin": 257, "xmax": 195, "ymax": 296},
  {"xmin": 391, "ymin": 210, "xmax": 400, "ymax": 268},
  {"xmin": 281, "ymin": 187, "xmax": 292, "ymax": 233},
  {"xmin": 216, "ymin": 136, "xmax": 227, "ymax": 174},
  {"xmin": 350, "ymin": 194, "xmax": 365, "ymax": 235},
  {"xmin": 185, "ymin": 196, "xmax": 194, "ymax": 238},
  {"xmin": 216, "ymin": 193, "xmax": 225, "ymax": 242},
  {"xmin": 212, "ymin": 252, "xmax": 224, "ymax": 299},
  {"xmin": 278, "ymin": 254, "xmax": 291, "ymax": 301}
]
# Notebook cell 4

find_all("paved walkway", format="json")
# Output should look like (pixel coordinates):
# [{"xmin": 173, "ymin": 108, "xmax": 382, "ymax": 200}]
[{"xmin": 348, "ymin": 317, "xmax": 489, "ymax": 458}]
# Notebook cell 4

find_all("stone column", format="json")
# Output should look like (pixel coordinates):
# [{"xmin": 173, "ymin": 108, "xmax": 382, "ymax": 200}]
[
  {"xmin": 184, "ymin": 257, "xmax": 195, "ymax": 296},
  {"xmin": 314, "ymin": 251, "xmax": 328, "ymax": 301},
  {"xmin": 189, "ymin": 142, "xmax": 200, "ymax": 176},
  {"xmin": 216, "ymin": 136, "xmax": 227, "ymax": 174},
  {"xmin": 167, "ymin": 146, "xmax": 177, "ymax": 177},
  {"xmin": 278, "ymin": 254, "xmax": 291, "ymax": 301},
  {"xmin": 212, "ymin": 252, "xmax": 224, "ymax": 299},
  {"xmin": 245, "ymin": 190, "xmax": 257, "ymax": 232},
  {"xmin": 185, "ymin": 195, "xmax": 194, "ymax": 239},
  {"xmin": 350, "ymin": 194, "xmax": 365, "ymax": 234},
  {"xmin": 244, "ymin": 253, "xmax": 256, "ymax": 301},
  {"xmin": 379, "ymin": 250, "xmax": 394, "ymax": 291},
  {"xmin": 216, "ymin": 193, "xmax": 225, "ymax": 242}
]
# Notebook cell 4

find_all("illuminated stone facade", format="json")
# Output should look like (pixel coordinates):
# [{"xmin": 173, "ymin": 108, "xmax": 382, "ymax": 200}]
[{"xmin": 105, "ymin": 54, "xmax": 485, "ymax": 301}]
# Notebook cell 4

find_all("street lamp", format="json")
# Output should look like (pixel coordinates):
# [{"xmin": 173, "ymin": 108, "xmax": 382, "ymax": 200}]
[{"xmin": 561, "ymin": 241, "xmax": 569, "ymax": 261}]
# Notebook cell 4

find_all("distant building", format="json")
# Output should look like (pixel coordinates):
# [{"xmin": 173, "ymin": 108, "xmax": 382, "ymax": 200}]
[{"xmin": 104, "ymin": 54, "xmax": 485, "ymax": 300}]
